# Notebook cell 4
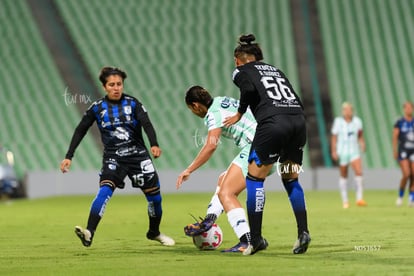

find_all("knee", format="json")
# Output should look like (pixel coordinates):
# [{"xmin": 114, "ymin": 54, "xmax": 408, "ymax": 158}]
[
  {"xmin": 100, "ymin": 180, "xmax": 116, "ymax": 191},
  {"xmin": 402, "ymin": 173, "xmax": 410, "ymax": 181},
  {"xmin": 279, "ymin": 161, "xmax": 302, "ymax": 180},
  {"xmin": 282, "ymin": 177, "xmax": 301, "ymax": 194},
  {"xmin": 97, "ymin": 183, "xmax": 114, "ymax": 197},
  {"xmin": 217, "ymin": 188, "xmax": 228, "ymax": 203}
]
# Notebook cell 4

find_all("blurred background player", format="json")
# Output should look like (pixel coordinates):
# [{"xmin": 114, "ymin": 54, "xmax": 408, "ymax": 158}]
[
  {"xmin": 224, "ymin": 34, "xmax": 310, "ymax": 255},
  {"xmin": 60, "ymin": 67, "xmax": 174, "ymax": 247},
  {"xmin": 331, "ymin": 102, "xmax": 366, "ymax": 208},
  {"xmin": 393, "ymin": 101, "xmax": 414, "ymax": 207},
  {"xmin": 0, "ymin": 145, "xmax": 18, "ymax": 200}
]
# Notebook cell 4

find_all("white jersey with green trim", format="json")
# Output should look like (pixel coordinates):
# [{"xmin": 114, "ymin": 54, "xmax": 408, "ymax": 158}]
[
  {"xmin": 204, "ymin": 96, "xmax": 257, "ymax": 148},
  {"xmin": 331, "ymin": 116, "xmax": 363, "ymax": 155}
]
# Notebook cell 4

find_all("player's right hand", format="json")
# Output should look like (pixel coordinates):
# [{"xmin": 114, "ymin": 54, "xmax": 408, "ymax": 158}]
[
  {"xmin": 223, "ymin": 112, "xmax": 242, "ymax": 127},
  {"xmin": 60, "ymin": 159, "xmax": 72, "ymax": 173}
]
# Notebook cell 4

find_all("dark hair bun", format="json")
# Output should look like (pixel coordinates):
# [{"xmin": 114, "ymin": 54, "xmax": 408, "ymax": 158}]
[{"xmin": 238, "ymin": 34, "xmax": 256, "ymax": 45}]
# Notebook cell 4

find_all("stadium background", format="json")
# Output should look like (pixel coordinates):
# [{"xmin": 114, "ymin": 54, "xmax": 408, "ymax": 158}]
[{"xmin": 0, "ymin": 0, "xmax": 413, "ymax": 197}]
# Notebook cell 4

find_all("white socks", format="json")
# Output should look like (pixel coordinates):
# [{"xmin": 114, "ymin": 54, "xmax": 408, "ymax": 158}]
[
  {"xmin": 227, "ymin": 208, "xmax": 250, "ymax": 239},
  {"xmin": 355, "ymin": 176, "xmax": 363, "ymax": 201},
  {"xmin": 339, "ymin": 176, "xmax": 364, "ymax": 203},
  {"xmin": 339, "ymin": 177, "xmax": 348, "ymax": 203},
  {"xmin": 206, "ymin": 193, "xmax": 224, "ymax": 218}
]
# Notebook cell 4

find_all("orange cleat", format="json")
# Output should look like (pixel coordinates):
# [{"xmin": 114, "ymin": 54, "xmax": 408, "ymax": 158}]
[{"xmin": 356, "ymin": 199, "xmax": 367, "ymax": 206}]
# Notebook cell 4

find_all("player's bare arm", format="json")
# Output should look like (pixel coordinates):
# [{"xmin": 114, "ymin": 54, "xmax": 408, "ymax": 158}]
[
  {"xmin": 331, "ymin": 134, "xmax": 338, "ymax": 161},
  {"xmin": 176, "ymin": 128, "xmax": 222, "ymax": 189},
  {"xmin": 392, "ymin": 127, "xmax": 399, "ymax": 160},
  {"xmin": 358, "ymin": 130, "xmax": 366, "ymax": 153}
]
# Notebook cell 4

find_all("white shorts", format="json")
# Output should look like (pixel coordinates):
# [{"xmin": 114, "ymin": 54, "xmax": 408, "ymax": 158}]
[{"xmin": 338, "ymin": 152, "xmax": 360, "ymax": 166}]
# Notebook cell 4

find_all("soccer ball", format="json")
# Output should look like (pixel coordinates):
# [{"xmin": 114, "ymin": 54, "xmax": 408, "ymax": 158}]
[{"xmin": 192, "ymin": 223, "xmax": 223, "ymax": 250}]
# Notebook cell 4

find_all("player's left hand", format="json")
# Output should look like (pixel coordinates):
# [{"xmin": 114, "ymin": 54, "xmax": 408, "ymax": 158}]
[
  {"xmin": 223, "ymin": 112, "xmax": 242, "ymax": 127},
  {"xmin": 151, "ymin": 146, "xmax": 162, "ymax": 158},
  {"xmin": 176, "ymin": 169, "xmax": 191, "ymax": 189},
  {"xmin": 60, "ymin": 159, "xmax": 71, "ymax": 173}
]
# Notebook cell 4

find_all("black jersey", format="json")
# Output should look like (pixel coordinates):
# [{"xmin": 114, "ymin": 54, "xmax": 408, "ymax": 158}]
[
  {"xmin": 232, "ymin": 61, "xmax": 304, "ymax": 122},
  {"xmin": 65, "ymin": 94, "xmax": 158, "ymax": 159},
  {"xmin": 394, "ymin": 117, "xmax": 414, "ymax": 151}
]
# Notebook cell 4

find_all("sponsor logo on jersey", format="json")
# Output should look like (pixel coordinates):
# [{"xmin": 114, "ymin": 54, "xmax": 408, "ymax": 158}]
[
  {"xmin": 112, "ymin": 127, "xmax": 130, "ymax": 140},
  {"xmin": 141, "ymin": 159, "xmax": 155, "ymax": 173},
  {"xmin": 115, "ymin": 146, "xmax": 138, "ymax": 156},
  {"xmin": 123, "ymin": 106, "xmax": 132, "ymax": 115}
]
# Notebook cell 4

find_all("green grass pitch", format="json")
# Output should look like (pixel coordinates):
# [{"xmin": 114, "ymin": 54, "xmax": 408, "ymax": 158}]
[{"xmin": 0, "ymin": 190, "xmax": 413, "ymax": 275}]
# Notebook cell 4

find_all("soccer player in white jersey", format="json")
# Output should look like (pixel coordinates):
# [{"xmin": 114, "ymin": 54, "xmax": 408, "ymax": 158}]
[
  {"xmin": 331, "ymin": 102, "xmax": 367, "ymax": 208},
  {"xmin": 176, "ymin": 86, "xmax": 259, "ymax": 252}
]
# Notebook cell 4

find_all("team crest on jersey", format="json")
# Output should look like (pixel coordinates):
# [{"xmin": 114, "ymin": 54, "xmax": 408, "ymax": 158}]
[{"xmin": 123, "ymin": 106, "xmax": 132, "ymax": 115}]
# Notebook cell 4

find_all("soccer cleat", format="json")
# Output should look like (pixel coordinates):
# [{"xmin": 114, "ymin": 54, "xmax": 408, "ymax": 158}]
[
  {"xmin": 148, "ymin": 233, "xmax": 175, "ymax": 246},
  {"xmin": 396, "ymin": 197, "xmax": 403, "ymax": 207},
  {"xmin": 221, "ymin": 242, "xmax": 249, "ymax": 253},
  {"xmin": 242, "ymin": 237, "xmax": 269, "ymax": 256},
  {"xmin": 356, "ymin": 199, "xmax": 367, "ymax": 206},
  {"xmin": 74, "ymin": 226, "xmax": 92, "ymax": 247},
  {"xmin": 293, "ymin": 231, "xmax": 311, "ymax": 254},
  {"xmin": 409, "ymin": 201, "xmax": 414, "ymax": 208},
  {"xmin": 184, "ymin": 217, "xmax": 215, "ymax": 236},
  {"xmin": 343, "ymin": 202, "xmax": 350, "ymax": 209}
]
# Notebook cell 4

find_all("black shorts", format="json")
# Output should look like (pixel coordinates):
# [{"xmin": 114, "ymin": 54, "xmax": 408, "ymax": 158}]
[
  {"xmin": 398, "ymin": 148, "xmax": 414, "ymax": 162},
  {"xmin": 99, "ymin": 154, "xmax": 159, "ymax": 190},
  {"xmin": 249, "ymin": 114, "xmax": 307, "ymax": 165}
]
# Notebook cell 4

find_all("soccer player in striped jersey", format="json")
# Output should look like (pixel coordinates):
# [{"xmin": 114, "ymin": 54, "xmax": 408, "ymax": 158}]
[
  {"xmin": 60, "ymin": 67, "xmax": 174, "ymax": 247},
  {"xmin": 393, "ymin": 101, "xmax": 414, "ymax": 207},
  {"xmin": 331, "ymin": 102, "xmax": 367, "ymax": 208},
  {"xmin": 176, "ymin": 86, "xmax": 260, "ymax": 252}
]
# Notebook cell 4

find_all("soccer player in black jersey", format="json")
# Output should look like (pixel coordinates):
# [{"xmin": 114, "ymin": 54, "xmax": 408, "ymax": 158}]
[
  {"xmin": 60, "ymin": 67, "xmax": 174, "ymax": 247},
  {"xmin": 224, "ymin": 34, "xmax": 311, "ymax": 255},
  {"xmin": 393, "ymin": 101, "xmax": 414, "ymax": 207}
]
